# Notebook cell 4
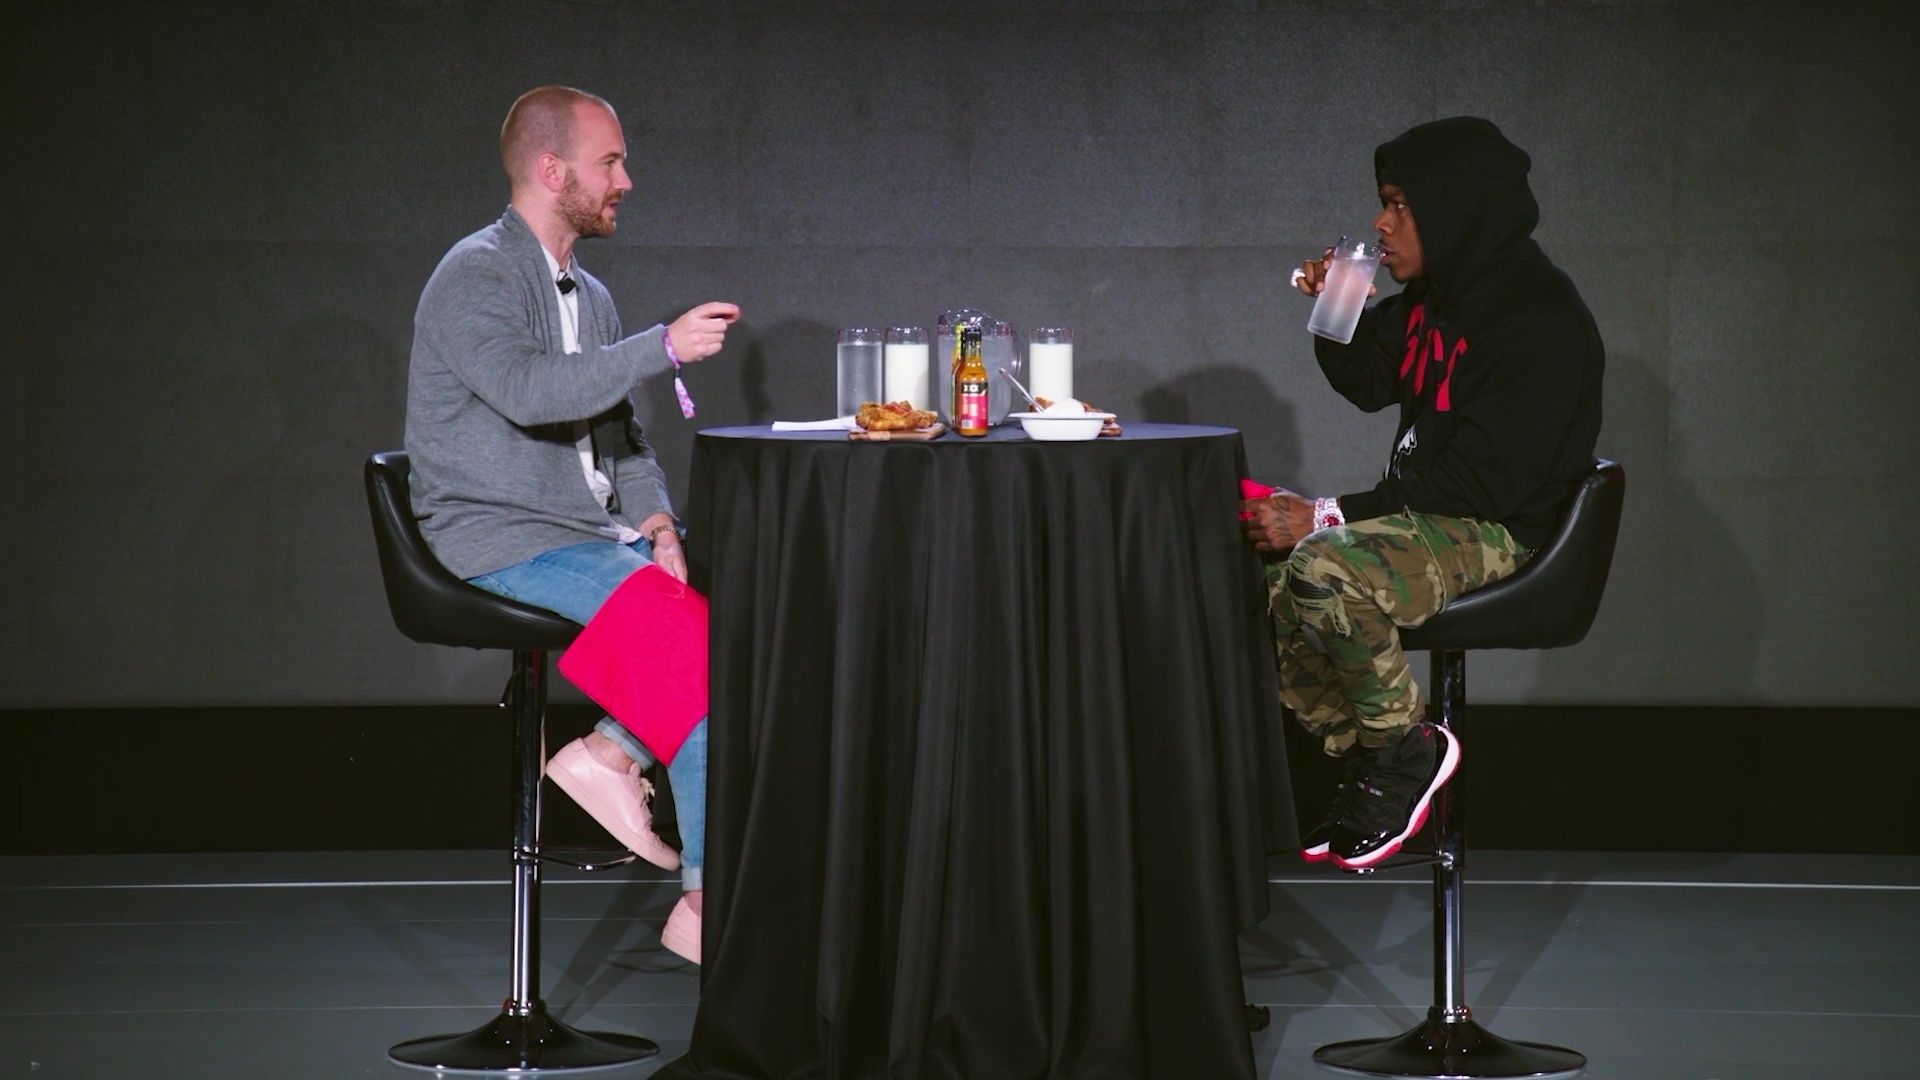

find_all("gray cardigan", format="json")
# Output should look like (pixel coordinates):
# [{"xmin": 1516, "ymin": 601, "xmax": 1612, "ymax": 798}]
[{"xmin": 404, "ymin": 207, "xmax": 675, "ymax": 579}]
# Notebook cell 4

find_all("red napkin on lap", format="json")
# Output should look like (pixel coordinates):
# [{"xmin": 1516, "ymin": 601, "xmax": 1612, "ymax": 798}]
[
  {"xmin": 557, "ymin": 565, "xmax": 709, "ymax": 766},
  {"xmin": 1239, "ymin": 478, "xmax": 1275, "ymax": 519}
]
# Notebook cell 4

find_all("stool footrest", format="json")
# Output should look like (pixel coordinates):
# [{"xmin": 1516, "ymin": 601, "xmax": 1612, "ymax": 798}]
[
  {"xmin": 1340, "ymin": 848, "xmax": 1452, "ymax": 875},
  {"xmin": 521, "ymin": 846, "xmax": 640, "ymax": 872},
  {"xmin": 1315, "ymin": 1009, "xmax": 1584, "ymax": 1078}
]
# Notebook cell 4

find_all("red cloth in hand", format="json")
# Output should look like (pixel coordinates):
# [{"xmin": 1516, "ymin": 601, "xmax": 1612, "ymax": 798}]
[
  {"xmin": 556, "ymin": 564, "xmax": 708, "ymax": 766},
  {"xmin": 1239, "ymin": 478, "xmax": 1275, "ymax": 519}
]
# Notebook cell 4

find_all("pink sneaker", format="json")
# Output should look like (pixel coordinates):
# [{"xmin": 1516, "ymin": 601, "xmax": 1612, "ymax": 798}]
[
  {"xmin": 661, "ymin": 894, "xmax": 700, "ymax": 965},
  {"xmin": 546, "ymin": 739, "xmax": 680, "ymax": 871}
]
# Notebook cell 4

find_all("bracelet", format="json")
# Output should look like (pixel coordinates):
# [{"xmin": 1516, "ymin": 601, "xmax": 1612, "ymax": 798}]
[
  {"xmin": 646, "ymin": 522, "xmax": 678, "ymax": 546},
  {"xmin": 1312, "ymin": 496, "xmax": 1346, "ymax": 531},
  {"xmin": 658, "ymin": 323, "xmax": 696, "ymax": 418}
]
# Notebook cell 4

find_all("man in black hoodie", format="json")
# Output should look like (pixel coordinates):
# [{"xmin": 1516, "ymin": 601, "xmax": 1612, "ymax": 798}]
[{"xmin": 1243, "ymin": 117, "xmax": 1604, "ymax": 871}]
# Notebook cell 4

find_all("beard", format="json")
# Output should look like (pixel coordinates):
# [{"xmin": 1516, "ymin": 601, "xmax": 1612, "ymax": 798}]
[{"xmin": 557, "ymin": 169, "xmax": 618, "ymax": 238}]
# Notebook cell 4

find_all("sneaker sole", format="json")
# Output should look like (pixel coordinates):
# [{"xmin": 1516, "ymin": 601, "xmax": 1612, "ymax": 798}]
[
  {"xmin": 547, "ymin": 757, "xmax": 682, "ymax": 872},
  {"xmin": 1332, "ymin": 730, "xmax": 1461, "ymax": 871},
  {"xmin": 1301, "ymin": 843, "xmax": 1331, "ymax": 863}
]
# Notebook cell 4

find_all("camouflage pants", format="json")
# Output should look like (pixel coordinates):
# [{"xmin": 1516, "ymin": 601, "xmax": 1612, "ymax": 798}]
[{"xmin": 1267, "ymin": 512, "xmax": 1528, "ymax": 756}]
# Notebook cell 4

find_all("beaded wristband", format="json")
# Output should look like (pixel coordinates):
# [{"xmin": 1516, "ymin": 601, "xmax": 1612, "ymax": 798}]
[{"xmin": 660, "ymin": 326, "xmax": 696, "ymax": 418}]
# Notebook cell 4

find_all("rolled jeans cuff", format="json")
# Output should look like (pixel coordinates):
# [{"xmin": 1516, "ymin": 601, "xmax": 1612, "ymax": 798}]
[{"xmin": 594, "ymin": 717, "xmax": 655, "ymax": 769}]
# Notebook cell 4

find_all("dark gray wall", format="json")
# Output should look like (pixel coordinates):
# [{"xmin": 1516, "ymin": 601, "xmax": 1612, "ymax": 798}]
[{"xmin": 6, "ymin": 1, "xmax": 1914, "ymax": 708}]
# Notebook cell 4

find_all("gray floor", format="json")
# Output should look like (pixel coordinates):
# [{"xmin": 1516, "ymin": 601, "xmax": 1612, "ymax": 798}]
[{"xmin": 2, "ymin": 850, "xmax": 1916, "ymax": 1079}]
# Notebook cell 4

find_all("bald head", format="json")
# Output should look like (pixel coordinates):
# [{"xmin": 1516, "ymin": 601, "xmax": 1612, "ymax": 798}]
[{"xmin": 500, "ymin": 85, "xmax": 616, "ymax": 186}]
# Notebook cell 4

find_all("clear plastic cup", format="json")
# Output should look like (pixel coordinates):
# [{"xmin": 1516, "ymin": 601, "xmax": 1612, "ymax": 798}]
[
  {"xmin": 837, "ymin": 327, "xmax": 884, "ymax": 417},
  {"xmin": 1306, "ymin": 236, "xmax": 1385, "ymax": 345}
]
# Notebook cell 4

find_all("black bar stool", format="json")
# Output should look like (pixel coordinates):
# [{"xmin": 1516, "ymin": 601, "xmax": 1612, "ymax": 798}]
[
  {"xmin": 365, "ymin": 450, "xmax": 658, "ymax": 1073},
  {"xmin": 1314, "ymin": 459, "xmax": 1625, "ymax": 1080}
]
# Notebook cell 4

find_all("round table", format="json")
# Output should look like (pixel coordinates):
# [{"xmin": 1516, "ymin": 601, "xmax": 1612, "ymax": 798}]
[{"xmin": 663, "ymin": 422, "xmax": 1292, "ymax": 1080}]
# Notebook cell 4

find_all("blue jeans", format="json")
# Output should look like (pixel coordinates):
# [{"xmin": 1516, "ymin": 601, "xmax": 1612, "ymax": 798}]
[{"xmin": 469, "ymin": 537, "xmax": 707, "ymax": 890}]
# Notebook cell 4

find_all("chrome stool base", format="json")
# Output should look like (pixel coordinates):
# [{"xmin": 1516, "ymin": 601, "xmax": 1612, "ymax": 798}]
[
  {"xmin": 1314, "ymin": 1009, "xmax": 1584, "ymax": 1079},
  {"xmin": 389, "ymin": 1003, "xmax": 659, "ymax": 1074}
]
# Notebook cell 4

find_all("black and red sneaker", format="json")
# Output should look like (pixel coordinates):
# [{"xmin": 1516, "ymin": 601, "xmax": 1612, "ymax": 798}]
[
  {"xmin": 1301, "ymin": 817, "xmax": 1335, "ymax": 863},
  {"xmin": 1330, "ymin": 723, "xmax": 1460, "ymax": 871},
  {"xmin": 1300, "ymin": 754, "xmax": 1364, "ymax": 863}
]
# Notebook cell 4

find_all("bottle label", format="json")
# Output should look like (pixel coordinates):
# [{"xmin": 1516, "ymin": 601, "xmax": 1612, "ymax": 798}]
[{"xmin": 959, "ymin": 379, "xmax": 988, "ymax": 432}]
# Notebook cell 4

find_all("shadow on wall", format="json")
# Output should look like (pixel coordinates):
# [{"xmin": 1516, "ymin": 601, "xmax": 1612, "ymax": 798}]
[
  {"xmin": 1524, "ymin": 350, "xmax": 1761, "ymax": 704},
  {"xmin": 737, "ymin": 317, "xmax": 835, "ymax": 425},
  {"xmin": 1139, "ymin": 364, "xmax": 1304, "ymax": 483}
]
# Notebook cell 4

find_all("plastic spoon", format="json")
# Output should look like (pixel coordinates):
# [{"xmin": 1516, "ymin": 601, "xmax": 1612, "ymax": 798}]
[{"xmin": 999, "ymin": 367, "xmax": 1043, "ymax": 411}]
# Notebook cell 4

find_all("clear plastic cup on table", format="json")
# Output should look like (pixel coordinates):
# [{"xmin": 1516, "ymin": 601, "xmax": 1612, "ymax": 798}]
[{"xmin": 836, "ymin": 327, "xmax": 885, "ymax": 418}]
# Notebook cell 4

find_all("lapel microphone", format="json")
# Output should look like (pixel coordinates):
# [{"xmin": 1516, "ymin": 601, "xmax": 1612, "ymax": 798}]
[{"xmin": 556, "ymin": 272, "xmax": 576, "ymax": 295}]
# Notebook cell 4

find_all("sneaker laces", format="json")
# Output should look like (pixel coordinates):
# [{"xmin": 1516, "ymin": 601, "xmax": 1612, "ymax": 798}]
[
  {"xmin": 1321, "ymin": 752, "xmax": 1369, "ymax": 829},
  {"xmin": 1343, "ymin": 734, "xmax": 1432, "ymax": 836}
]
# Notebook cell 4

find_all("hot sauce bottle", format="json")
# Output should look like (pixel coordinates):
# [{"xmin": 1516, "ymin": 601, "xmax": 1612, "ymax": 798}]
[{"xmin": 957, "ymin": 326, "xmax": 989, "ymax": 437}]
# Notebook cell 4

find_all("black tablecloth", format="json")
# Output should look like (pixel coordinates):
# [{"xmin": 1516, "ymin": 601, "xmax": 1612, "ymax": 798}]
[{"xmin": 661, "ymin": 423, "xmax": 1293, "ymax": 1080}]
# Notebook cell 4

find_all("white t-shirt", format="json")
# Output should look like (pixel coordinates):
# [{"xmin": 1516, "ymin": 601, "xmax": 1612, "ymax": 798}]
[{"xmin": 541, "ymin": 246, "xmax": 641, "ymax": 544}]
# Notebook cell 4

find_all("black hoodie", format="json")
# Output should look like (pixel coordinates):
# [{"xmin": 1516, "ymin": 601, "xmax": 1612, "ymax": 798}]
[{"xmin": 1316, "ymin": 117, "xmax": 1603, "ymax": 549}]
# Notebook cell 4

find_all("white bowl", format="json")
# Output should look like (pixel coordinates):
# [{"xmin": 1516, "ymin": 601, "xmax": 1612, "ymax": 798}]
[{"xmin": 1010, "ymin": 411, "xmax": 1115, "ymax": 442}]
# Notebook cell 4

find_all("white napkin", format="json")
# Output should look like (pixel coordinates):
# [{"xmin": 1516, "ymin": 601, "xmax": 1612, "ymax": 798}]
[{"xmin": 770, "ymin": 416, "xmax": 857, "ymax": 431}]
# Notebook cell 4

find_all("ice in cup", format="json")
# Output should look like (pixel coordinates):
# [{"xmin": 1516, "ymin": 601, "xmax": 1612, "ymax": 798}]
[{"xmin": 1306, "ymin": 236, "xmax": 1385, "ymax": 345}]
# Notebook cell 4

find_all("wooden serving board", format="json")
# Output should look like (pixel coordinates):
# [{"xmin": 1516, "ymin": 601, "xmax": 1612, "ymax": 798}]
[{"xmin": 849, "ymin": 422, "xmax": 947, "ymax": 442}]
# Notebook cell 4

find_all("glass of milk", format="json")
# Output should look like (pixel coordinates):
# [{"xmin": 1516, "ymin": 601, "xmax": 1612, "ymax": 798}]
[
  {"xmin": 1028, "ymin": 327, "xmax": 1073, "ymax": 404},
  {"xmin": 883, "ymin": 327, "xmax": 930, "ymax": 411}
]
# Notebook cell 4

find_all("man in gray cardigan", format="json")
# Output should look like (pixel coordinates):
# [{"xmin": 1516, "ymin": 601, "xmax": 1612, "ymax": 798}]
[{"xmin": 405, "ymin": 85, "xmax": 737, "ymax": 965}]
